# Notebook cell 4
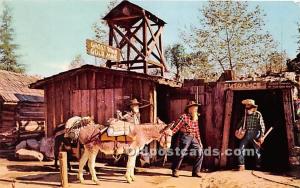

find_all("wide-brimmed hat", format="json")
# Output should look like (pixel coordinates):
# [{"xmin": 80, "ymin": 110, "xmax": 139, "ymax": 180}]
[
  {"xmin": 241, "ymin": 99, "xmax": 258, "ymax": 108},
  {"xmin": 130, "ymin": 98, "xmax": 141, "ymax": 106},
  {"xmin": 185, "ymin": 100, "xmax": 201, "ymax": 110}
]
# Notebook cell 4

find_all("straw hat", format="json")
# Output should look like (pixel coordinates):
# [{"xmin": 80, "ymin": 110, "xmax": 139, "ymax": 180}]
[
  {"xmin": 241, "ymin": 99, "xmax": 258, "ymax": 108},
  {"xmin": 130, "ymin": 98, "xmax": 141, "ymax": 106}
]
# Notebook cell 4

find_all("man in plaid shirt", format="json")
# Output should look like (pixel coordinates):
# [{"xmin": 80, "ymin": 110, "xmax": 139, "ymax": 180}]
[
  {"xmin": 237, "ymin": 99, "xmax": 265, "ymax": 171},
  {"xmin": 170, "ymin": 101, "xmax": 203, "ymax": 178}
]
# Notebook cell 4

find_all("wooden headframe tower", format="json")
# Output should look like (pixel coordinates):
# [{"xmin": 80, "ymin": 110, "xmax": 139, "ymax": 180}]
[{"xmin": 103, "ymin": 1, "xmax": 167, "ymax": 76}]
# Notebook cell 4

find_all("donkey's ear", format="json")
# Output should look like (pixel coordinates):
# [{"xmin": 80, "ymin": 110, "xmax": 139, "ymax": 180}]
[{"xmin": 157, "ymin": 118, "xmax": 163, "ymax": 124}]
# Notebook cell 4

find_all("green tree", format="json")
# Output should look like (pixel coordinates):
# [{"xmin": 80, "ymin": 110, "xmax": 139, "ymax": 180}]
[
  {"xmin": 0, "ymin": 2, "xmax": 24, "ymax": 73},
  {"xmin": 165, "ymin": 44, "xmax": 188, "ymax": 80},
  {"xmin": 165, "ymin": 43, "xmax": 215, "ymax": 81},
  {"xmin": 184, "ymin": 1, "xmax": 278, "ymax": 77}
]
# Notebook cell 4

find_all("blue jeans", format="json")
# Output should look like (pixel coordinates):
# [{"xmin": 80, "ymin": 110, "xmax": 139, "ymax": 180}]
[
  {"xmin": 171, "ymin": 133, "xmax": 204, "ymax": 173},
  {"xmin": 238, "ymin": 129, "xmax": 261, "ymax": 166}
]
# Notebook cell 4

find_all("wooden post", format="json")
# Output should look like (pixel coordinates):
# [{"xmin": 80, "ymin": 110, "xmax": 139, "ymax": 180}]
[
  {"xmin": 220, "ymin": 90, "xmax": 233, "ymax": 168},
  {"xmin": 59, "ymin": 152, "xmax": 69, "ymax": 188},
  {"xmin": 106, "ymin": 23, "xmax": 113, "ymax": 68},
  {"xmin": 143, "ymin": 17, "xmax": 148, "ymax": 74},
  {"xmin": 283, "ymin": 89, "xmax": 295, "ymax": 161},
  {"xmin": 149, "ymin": 85, "xmax": 157, "ymax": 162}
]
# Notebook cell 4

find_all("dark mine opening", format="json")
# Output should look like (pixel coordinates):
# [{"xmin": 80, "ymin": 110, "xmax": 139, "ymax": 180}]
[
  {"xmin": 228, "ymin": 89, "xmax": 289, "ymax": 172},
  {"xmin": 157, "ymin": 85, "xmax": 171, "ymax": 123}
]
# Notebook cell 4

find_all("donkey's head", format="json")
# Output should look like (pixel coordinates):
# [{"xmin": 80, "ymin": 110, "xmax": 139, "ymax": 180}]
[{"xmin": 157, "ymin": 118, "xmax": 174, "ymax": 149}]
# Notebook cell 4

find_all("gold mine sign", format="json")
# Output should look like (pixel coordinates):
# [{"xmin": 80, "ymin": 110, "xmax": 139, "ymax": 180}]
[{"xmin": 86, "ymin": 39, "xmax": 120, "ymax": 62}]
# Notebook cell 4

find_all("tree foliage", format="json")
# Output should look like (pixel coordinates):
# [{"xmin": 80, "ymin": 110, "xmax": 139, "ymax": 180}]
[
  {"xmin": 183, "ymin": 1, "xmax": 278, "ymax": 78},
  {"xmin": 165, "ymin": 44, "xmax": 188, "ymax": 80},
  {"xmin": 68, "ymin": 54, "xmax": 85, "ymax": 70},
  {"xmin": 165, "ymin": 43, "xmax": 217, "ymax": 81},
  {"xmin": 264, "ymin": 51, "xmax": 287, "ymax": 74},
  {"xmin": 0, "ymin": 2, "xmax": 24, "ymax": 73}
]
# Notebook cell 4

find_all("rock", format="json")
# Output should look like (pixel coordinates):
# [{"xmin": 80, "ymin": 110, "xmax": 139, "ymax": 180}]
[
  {"xmin": 15, "ymin": 139, "xmax": 40, "ymax": 151},
  {"xmin": 23, "ymin": 121, "xmax": 41, "ymax": 132},
  {"xmin": 15, "ymin": 148, "xmax": 44, "ymax": 161},
  {"xmin": 26, "ymin": 139, "xmax": 40, "ymax": 151},
  {"xmin": 15, "ymin": 140, "xmax": 27, "ymax": 151},
  {"xmin": 40, "ymin": 137, "xmax": 54, "ymax": 159}
]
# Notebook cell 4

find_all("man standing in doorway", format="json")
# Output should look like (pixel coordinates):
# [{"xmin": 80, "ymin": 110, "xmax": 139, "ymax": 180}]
[
  {"xmin": 170, "ymin": 100, "xmax": 203, "ymax": 178},
  {"xmin": 237, "ymin": 99, "xmax": 265, "ymax": 171}
]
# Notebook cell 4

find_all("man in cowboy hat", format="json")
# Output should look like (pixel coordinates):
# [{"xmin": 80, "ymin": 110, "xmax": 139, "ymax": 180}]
[
  {"xmin": 118, "ymin": 98, "xmax": 151, "ymax": 167},
  {"xmin": 237, "ymin": 99, "xmax": 265, "ymax": 171},
  {"xmin": 118, "ymin": 98, "xmax": 141, "ymax": 125},
  {"xmin": 170, "ymin": 100, "xmax": 204, "ymax": 178}
]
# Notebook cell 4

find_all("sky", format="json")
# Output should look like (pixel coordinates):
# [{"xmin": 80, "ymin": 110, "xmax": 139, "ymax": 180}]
[{"xmin": 2, "ymin": 0, "xmax": 300, "ymax": 76}]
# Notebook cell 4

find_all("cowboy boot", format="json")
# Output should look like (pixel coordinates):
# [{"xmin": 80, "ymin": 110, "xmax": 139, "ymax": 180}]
[
  {"xmin": 192, "ymin": 172, "xmax": 202, "ymax": 178},
  {"xmin": 172, "ymin": 170, "xmax": 179, "ymax": 177}
]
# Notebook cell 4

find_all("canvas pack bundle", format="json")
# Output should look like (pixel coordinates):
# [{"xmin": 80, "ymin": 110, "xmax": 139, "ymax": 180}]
[
  {"xmin": 106, "ymin": 118, "xmax": 132, "ymax": 136},
  {"xmin": 235, "ymin": 110, "xmax": 247, "ymax": 140}
]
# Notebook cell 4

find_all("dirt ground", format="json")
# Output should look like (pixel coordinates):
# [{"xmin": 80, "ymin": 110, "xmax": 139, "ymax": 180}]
[{"xmin": 0, "ymin": 153, "xmax": 299, "ymax": 188}]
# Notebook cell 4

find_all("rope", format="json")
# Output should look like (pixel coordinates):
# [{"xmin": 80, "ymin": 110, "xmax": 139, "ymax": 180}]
[{"xmin": 251, "ymin": 170, "xmax": 300, "ymax": 188}]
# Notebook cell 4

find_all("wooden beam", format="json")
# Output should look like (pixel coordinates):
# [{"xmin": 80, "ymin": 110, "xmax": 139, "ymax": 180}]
[
  {"xmin": 129, "ymin": 65, "xmax": 161, "ymax": 70},
  {"xmin": 132, "ymin": 23, "xmax": 158, "ymax": 28},
  {"xmin": 145, "ymin": 17, "xmax": 163, "ymax": 59},
  {"xmin": 107, "ymin": 60, "xmax": 145, "ymax": 67},
  {"xmin": 110, "ymin": 23, "xmax": 146, "ymax": 59},
  {"xmin": 159, "ymin": 33, "xmax": 168, "ymax": 71},
  {"xmin": 143, "ymin": 18, "xmax": 148, "ymax": 74},
  {"xmin": 111, "ymin": 29, "xmax": 125, "ymax": 61},
  {"xmin": 220, "ymin": 90, "xmax": 233, "ymax": 168},
  {"xmin": 110, "ymin": 15, "xmax": 141, "ymax": 21},
  {"xmin": 119, "ymin": 21, "xmax": 143, "ymax": 48},
  {"xmin": 106, "ymin": 26, "xmax": 114, "ymax": 67},
  {"xmin": 149, "ymin": 84, "xmax": 157, "ymax": 162},
  {"xmin": 147, "ymin": 60, "xmax": 164, "ymax": 68},
  {"xmin": 146, "ymin": 27, "xmax": 163, "ymax": 61},
  {"xmin": 126, "ymin": 28, "xmax": 131, "ymax": 62},
  {"xmin": 283, "ymin": 89, "xmax": 295, "ymax": 158}
]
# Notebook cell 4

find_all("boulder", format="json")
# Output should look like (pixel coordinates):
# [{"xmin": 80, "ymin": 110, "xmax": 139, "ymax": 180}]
[{"xmin": 15, "ymin": 139, "xmax": 40, "ymax": 151}]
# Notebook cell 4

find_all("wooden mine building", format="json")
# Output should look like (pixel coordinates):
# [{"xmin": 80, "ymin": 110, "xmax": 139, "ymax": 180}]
[{"xmin": 0, "ymin": 70, "xmax": 45, "ymax": 146}]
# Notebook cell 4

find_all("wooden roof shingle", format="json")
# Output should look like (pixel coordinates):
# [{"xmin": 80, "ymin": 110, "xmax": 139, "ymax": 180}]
[{"xmin": 0, "ymin": 70, "xmax": 44, "ymax": 103}]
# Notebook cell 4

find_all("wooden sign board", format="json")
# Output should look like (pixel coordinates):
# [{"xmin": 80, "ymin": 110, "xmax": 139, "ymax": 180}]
[
  {"xmin": 223, "ymin": 81, "xmax": 267, "ymax": 90},
  {"xmin": 223, "ymin": 81, "xmax": 292, "ymax": 90},
  {"xmin": 86, "ymin": 39, "xmax": 120, "ymax": 62}
]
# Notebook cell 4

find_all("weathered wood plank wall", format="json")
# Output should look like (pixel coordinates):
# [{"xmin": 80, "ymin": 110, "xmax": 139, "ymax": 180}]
[{"xmin": 43, "ymin": 69, "xmax": 154, "ymax": 137}]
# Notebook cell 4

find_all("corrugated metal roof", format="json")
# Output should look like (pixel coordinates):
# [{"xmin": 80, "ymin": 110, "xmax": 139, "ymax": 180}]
[{"xmin": 0, "ymin": 70, "xmax": 44, "ymax": 103}]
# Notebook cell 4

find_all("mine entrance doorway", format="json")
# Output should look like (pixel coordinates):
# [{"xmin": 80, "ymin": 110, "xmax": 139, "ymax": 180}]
[{"xmin": 228, "ymin": 89, "xmax": 289, "ymax": 171}]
